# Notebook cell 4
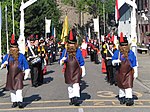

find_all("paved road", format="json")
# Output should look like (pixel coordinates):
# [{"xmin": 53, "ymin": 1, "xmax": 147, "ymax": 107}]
[{"xmin": 0, "ymin": 53, "xmax": 150, "ymax": 112}]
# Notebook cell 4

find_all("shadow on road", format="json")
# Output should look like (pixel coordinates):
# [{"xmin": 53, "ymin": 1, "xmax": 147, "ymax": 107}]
[
  {"xmin": 79, "ymin": 80, "xmax": 91, "ymax": 105},
  {"xmin": 0, "ymin": 88, "xmax": 5, "ymax": 97},
  {"xmin": 80, "ymin": 80, "xmax": 89, "ymax": 92},
  {"xmin": 23, "ymin": 94, "xmax": 41, "ymax": 107},
  {"xmin": 43, "ymin": 77, "xmax": 54, "ymax": 84},
  {"xmin": 45, "ymin": 70, "xmax": 55, "ymax": 75}
]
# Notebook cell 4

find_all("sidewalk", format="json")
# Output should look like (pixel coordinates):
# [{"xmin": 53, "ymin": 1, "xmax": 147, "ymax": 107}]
[{"xmin": 137, "ymin": 53, "xmax": 150, "ymax": 89}]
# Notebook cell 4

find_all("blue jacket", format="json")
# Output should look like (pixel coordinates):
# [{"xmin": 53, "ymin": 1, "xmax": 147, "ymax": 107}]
[
  {"xmin": 112, "ymin": 50, "xmax": 137, "ymax": 68},
  {"xmin": 2, "ymin": 53, "xmax": 29, "ymax": 71},
  {"xmin": 60, "ymin": 48, "xmax": 85, "ymax": 66}
]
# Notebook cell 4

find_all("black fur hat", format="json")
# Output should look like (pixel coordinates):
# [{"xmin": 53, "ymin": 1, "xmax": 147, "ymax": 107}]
[
  {"xmin": 119, "ymin": 37, "xmax": 128, "ymax": 46},
  {"xmin": 67, "ymin": 29, "xmax": 77, "ymax": 44},
  {"xmin": 10, "ymin": 34, "xmax": 18, "ymax": 48}
]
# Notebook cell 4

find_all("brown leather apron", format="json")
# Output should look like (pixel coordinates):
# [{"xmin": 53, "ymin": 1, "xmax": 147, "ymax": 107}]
[
  {"xmin": 64, "ymin": 56, "xmax": 81, "ymax": 84},
  {"xmin": 5, "ymin": 61, "xmax": 24, "ymax": 90},
  {"xmin": 116, "ymin": 59, "xmax": 134, "ymax": 89}
]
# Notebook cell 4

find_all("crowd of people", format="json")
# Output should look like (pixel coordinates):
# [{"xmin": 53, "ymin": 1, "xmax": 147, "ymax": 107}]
[{"xmin": 0, "ymin": 29, "xmax": 138, "ymax": 108}]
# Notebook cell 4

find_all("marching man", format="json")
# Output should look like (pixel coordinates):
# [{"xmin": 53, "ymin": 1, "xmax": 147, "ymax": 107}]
[
  {"xmin": 60, "ymin": 29, "xmax": 86, "ymax": 106},
  {"xmin": 112, "ymin": 36, "xmax": 137, "ymax": 106},
  {"xmin": 0, "ymin": 35, "xmax": 30, "ymax": 108}
]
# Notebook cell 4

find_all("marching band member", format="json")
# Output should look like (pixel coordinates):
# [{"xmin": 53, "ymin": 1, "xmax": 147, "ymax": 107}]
[
  {"xmin": 0, "ymin": 35, "xmax": 30, "ymax": 108},
  {"xmin": 81, "ymin": 38, "xmax": 87, "ymax": 58},
  {"xmin": 60, "ymin": 29, "xmax": 85, "ymax": 106},
  {"xmin": 112, "ymin": 37, "xmax": 137, "ymax": 106},
  {"xmin": 25, "ymin": 35, "xmax": 42, "ymax": 87}
]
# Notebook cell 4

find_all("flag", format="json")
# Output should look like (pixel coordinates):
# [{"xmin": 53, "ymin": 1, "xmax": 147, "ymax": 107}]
[
  {"xmin": 115, "ymin": 0, "xmax": 130, "ymax": 22},
  {"xmin": 85, "ymin": 35, "xmax": 88, "ymax": 43},
  {"xmin": 51, "ymin": 24, "xmax": 56, "ymax": 39},
  {"xmin": 51, "ymin": 24, "xmax": 54, "ymax": 38},
  {"xmin": 45, "ymin": 18, "xmax": 51, "ymax": 33},
  {"xmin": 93, "ymin": 18, "xmax": 99, "ymax": 32},
  {"xmin": 61, "ymin": 16, "xmax": 69, "ymax": 42}
]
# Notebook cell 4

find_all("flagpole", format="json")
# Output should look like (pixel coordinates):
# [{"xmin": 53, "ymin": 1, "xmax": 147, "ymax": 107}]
[
  {"xmin": 103, "ymin": 2, "xmax": 105, "ymax": 35},
  {"xmin": 12, "ymin": 0, "xmax": 15, "ymax": 36},
  {"xmin": 5, "ymin": 6, "xmax": 9, "ymax": 53},
  {"xmin": 45, "ymin": 17, "xmax": 47, "ymax": 38},
  {"xmin": 0, "ymin": 2, "xmax": 2, "ymax": 62}
]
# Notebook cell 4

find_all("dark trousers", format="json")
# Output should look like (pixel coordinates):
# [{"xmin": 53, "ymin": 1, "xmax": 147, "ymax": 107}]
[
  {"xmin": 113, "ymin": 66, "xmax": 117, "ymax": 84},
  {"xmin": 90, "ymin": 52, "xmax": 94, "ymax": 61},
  {"xmin": 94, "ymin": 51, "xmax": 99, "ymax": 64},
  {"xmin": 30, "ymin": 62, "xmax": 42, "ymax": 86},
  {"xmin": 107, "ymin": 65, "xmax": 115, "ymax": 84}
]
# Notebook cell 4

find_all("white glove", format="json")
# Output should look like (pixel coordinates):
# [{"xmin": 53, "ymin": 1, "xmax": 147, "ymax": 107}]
[
  {"xmin": 24, "ymin": 69, "xmax": 31, "ymax": 80},
  {"xmin": 81, "ymin": 66, "xmax": 86, "ymax": 77},
  {"xmin": 0, "ymin": 61, "xmax": 8, "ymax": 69},
  {"xmin": 133, "ymin": 66, "xmax": 138, "ymax": 79},
  {"xmin": 62, "ymin": 57, "xmax": 67, "ymax": 61},
  {"xmin": 112, "ymin": 59, "xmax": 121, "ymax": 66},
  {"xmin": 44, "ymin": 59, "xmax": 47, "ymax": 66},
  {"xmin": 60, "ymin": 57, "xmax": 67, "ymax": 66}
]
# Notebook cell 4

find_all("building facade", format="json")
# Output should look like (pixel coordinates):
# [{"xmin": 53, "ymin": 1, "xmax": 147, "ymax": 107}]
[{"xmin": 136, "ymin": 0, "xmax": 150, "ymax": 44}]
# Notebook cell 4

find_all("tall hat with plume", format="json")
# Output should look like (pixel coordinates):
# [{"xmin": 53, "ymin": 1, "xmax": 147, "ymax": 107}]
[
  {"xmin": 119, "ymin": 32, "xmax": 128, "ymax": 46},
  {"xmin": 10, "ymin": 34, "xmax": 18, "ymax": 48},
  {"xmin": 67, "ymin": 29, "xmax": 77, "ymax": 44}
]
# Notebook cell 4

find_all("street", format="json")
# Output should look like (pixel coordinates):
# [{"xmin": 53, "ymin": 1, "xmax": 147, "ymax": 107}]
[{"xmin": 0, "ymin": 53, "xmax": 150, "ymax": 112}]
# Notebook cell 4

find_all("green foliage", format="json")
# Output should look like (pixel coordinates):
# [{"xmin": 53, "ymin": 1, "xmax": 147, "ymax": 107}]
[
  {"xmin": 61, "ymin": 0, "xmax": 115, "ymax": 17},
  {"xmin": 0, "ymin": 0, "xmax": 61, "ymax": 53},
  {"xmin": 24, "ymin": 0, "xmax": 61, "ymax": 37}
]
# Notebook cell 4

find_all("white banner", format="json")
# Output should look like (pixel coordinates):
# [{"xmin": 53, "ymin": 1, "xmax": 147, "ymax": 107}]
[
  {"xmin": 93, "ymin": 18, "xmax": 99, "ymax": 33},
  {"xmin": 45, "ymin": 19, "xmax": 51, "ymax": 33}
]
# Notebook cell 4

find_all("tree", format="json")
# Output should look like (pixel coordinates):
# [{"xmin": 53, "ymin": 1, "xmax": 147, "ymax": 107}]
[
  {"xmin": 1, "ymin": 0, "xmax": 61, "ymax": 53},
  {"xmin": 24, "ymin": 0, "xmax": 61, "ymax": 37},
  {"xmin": 61, "ymin": 0, "xmax": 116, "ymax": 36},
  {"xmin": 61, "ymin": 0, "xmax": 115, "ymax": 18},
  {"xmin": 1, "ymin": 0, "xmax": 20, "ymax": 53}
]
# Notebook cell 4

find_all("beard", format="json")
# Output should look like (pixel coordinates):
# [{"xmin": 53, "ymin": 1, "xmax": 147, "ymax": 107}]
[
  {"xmin": 67, "ymin": 44, "xmax": 77, "ymax": 57},
  {"xmin": 119, "ymin": 45, "xmax": 130, "ymax": 58},
  {"xmin": 9, "ymin": 48, "xmax": 19, "ymax": 61}
]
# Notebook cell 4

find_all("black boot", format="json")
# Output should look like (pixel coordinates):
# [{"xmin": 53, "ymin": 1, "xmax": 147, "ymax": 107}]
[
  {"xmin": 119, "ymin": 97, "xmax": 126, "ymax": 105},
  {"xmin": 18, "ymin": 102, "xmax": 24, "ymax": 108},
  {"xmin": 69, "ymin": 98, "xmax": 74, "ymax": 105},
  {"xmin": 73, "ymin": 97, "xmax": 80, "ymax": 106},
  {"xmin": 11, "ymin": 102, "xmax": 18, "ymax": 108},
  {"xmin": 126, "ymin": 98, "xmax": 134, "ymax": 106}
]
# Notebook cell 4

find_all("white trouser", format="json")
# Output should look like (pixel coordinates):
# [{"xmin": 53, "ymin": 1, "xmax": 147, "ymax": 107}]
[
  {"xmin": 10, "ymin": 90, "xmax": 23, "ymax": 102},
  {"xmin": 119, "ymin": 88, "xmax": 132, "ymax": 98},
  {"xmin": 68, "ymin": 83, "xmax": 80, "ymax": 98}
]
